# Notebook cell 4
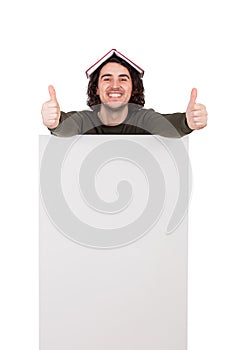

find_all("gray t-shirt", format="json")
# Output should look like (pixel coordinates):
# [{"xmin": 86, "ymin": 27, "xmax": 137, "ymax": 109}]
[{"xmin": 49, "ymin": 105, "xmax": 193, "ymax": 138}]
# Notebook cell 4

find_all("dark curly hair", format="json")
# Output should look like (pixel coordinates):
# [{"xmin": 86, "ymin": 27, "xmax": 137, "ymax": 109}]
[{"xmin": 87, "ymin": 54, "xmax": 145, "ymax": 109}]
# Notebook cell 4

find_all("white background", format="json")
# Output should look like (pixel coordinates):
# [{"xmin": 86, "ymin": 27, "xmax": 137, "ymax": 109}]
[{"xmin": 0, "ymin": 0, "xmax": 232, "ymax": 349}]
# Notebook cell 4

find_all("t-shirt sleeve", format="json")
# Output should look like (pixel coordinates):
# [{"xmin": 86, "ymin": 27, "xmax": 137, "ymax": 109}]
[
  {"xmin": 160, "ymin": 112, "xmax": 193, "ymax": 137},
  {"xmin": 142, "ymin": 110, "xmax": 193, "ymax": 138},
  {"xmin": 48, "ymin": 111, "xmax": 82, "ymax": 137}
]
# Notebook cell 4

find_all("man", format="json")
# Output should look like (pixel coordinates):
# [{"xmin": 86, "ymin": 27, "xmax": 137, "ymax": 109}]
[{"xmin": 41, "ymin": 49, "xmax": 207, "ymax": 137}]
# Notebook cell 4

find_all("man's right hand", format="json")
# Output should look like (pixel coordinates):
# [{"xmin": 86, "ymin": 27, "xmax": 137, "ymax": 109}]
[{"xmin": 41, "ymin": 85, "xmax": 60, "ymax": 128}]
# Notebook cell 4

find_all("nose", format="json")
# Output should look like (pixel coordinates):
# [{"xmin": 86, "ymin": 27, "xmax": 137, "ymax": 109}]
[{"xmin": 111, "ymin": 79, "xmax": 120, "ymax": 89}]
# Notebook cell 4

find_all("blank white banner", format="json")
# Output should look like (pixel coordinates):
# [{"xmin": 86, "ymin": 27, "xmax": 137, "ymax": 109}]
[{"xmin": 39, "ymin": 135, "xmax": 190, "ymax": 350}]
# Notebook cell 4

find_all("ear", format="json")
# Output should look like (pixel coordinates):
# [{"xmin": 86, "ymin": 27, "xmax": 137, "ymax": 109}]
[{"xmin": 96, "ymin": 87, "xmax": 99, "ymax": 95}]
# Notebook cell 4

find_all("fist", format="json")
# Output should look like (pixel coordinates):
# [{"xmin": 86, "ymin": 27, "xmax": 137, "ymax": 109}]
[
  {"xmin": 186, "ymin": 88, "xmax": 208, "ymax": 130},
  {"xmin": 41, "ymin": 85, "xmax": 60, "ymax": 128}
]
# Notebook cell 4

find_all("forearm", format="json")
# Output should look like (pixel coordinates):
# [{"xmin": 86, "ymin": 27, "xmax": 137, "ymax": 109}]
[
  {"xmin": 48, "ymin": 111, "xmax": 81, "ymax": 137},
  {"xmin": 161, "ymin": 112, "xmax": 193, "ymax": 137}
]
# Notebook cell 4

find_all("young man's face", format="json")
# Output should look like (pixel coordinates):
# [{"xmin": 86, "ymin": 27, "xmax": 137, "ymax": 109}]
[{"xmin": 96, "ymin": 62, "xmax": 133, "ymax": 109}]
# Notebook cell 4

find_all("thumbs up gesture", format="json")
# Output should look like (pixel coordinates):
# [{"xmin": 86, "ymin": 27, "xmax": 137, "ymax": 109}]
[
  {"xmin": 186, "ymin": 88, "xmax": 208, "ymax": 130},
  {"xmin": 41, "ymin": 85, "xmax": 60, "ymax": 128}
]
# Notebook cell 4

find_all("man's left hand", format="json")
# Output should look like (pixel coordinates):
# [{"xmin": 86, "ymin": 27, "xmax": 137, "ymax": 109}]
[{"xmin": 186, "ymin": 88, "xmax": 208, "ymax": 130}]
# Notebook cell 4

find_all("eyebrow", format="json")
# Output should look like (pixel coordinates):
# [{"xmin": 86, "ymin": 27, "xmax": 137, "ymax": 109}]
[{"xmin": 100, "ymin": 73, "xmax": 130, "ymax": 79}]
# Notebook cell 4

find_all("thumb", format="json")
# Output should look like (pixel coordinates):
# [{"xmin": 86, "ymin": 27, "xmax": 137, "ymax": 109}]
[
  {"xmin": 188, "ymin": 88, "xmax": 197, "ymax": 108},
  {"xmin": 48, "ymin": 85, "xmax": 57, "ymax": 101}
]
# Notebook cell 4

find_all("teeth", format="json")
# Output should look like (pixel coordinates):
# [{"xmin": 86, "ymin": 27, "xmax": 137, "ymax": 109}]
[{"xmin": 109, "ymin": 93, "xmax": 121, "ymax": 97}]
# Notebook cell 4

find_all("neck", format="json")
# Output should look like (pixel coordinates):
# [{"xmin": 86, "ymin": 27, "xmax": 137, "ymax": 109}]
[{"xmin": 98, "ymin": 103, "xmax": 129, "ymax": 126}]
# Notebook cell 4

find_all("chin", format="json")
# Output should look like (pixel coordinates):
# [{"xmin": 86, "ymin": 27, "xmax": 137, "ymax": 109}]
[{"xmin": 103, "ymin": 102, "xmax": 128, "ymax": 111}]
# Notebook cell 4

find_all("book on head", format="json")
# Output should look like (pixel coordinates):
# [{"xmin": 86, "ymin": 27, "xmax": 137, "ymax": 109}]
[{"xmin": 85, "ymin": 49, "xmax": 144, "ymax": 78}]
